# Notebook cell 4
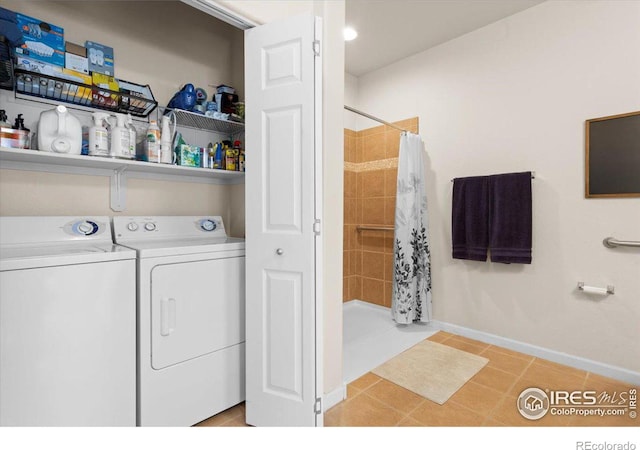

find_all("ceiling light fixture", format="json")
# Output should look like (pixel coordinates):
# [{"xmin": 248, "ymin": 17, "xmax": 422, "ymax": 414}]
[{"xmin": 343, "ymin": 27, "xmax": 358, "ymax": 41}]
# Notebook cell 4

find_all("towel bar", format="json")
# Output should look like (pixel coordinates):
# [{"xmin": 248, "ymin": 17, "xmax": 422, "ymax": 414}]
[
  {"xmin": 451, "ymin": 171, "xmax": 535, "ymax": 182},
  {"xmin": 356, "ymin": 225, "xmax": 394, "ymax": 232},
  {"xmin": 603, "ymin": 237, "xmax": 640, "ymax": 248}
]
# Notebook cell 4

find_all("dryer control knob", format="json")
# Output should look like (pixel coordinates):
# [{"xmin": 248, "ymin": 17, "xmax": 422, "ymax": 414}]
[
  {"xmin": 200, "ymin": 219, "xmax": 217, "ymax": 231},
  {"xmin": 127, "ymin": 222, "xmax": 139, "ymax": 231},
  {"xmin": 144, "ymin": 222, "xmax": 156, "ymax": 231},
  {"xmin": 78, "ymin": 222, "xmax": 93, "ymax": 234}
]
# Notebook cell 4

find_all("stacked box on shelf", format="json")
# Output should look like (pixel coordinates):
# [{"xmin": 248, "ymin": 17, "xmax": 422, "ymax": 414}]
[{"xmin": 10, "ymin": 9, "xmax": 65, "ymax": 67}]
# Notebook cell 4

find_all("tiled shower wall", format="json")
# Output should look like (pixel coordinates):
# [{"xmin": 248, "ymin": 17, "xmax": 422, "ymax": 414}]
[{"xmin": 343, "ymin": 118, "xmax": 419, "ymax": 307}]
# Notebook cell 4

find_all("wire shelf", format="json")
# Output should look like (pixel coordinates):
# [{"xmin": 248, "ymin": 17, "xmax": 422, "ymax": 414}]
[
  {"xmin": 13, "ymin": 69, "xmax": 158, "ymax": 117},
  {"xmin": 170, "ymin": 109, "xmax": 245, "ymax": 135}
]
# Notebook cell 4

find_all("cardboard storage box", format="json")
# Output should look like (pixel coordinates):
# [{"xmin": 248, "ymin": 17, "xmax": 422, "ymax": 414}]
[
  {"xmin": 85, "ymin": 40, "xmax": 114, "ymax": 76},
  {"xmin": 15, "ymin": 56, "xmax": 91, "ymax": 85},
  {"xmin": 65, "ymin": 52, "xmax": 89, "ymax": 74},
  {"xmin": 11, "ymin": 9, "xmax": 65, "ymax": 66}
]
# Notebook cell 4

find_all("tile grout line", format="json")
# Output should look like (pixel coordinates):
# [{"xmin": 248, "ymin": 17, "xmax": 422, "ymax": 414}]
[{"xmin": 484, "ymin": 355, "xmax": 536, "ymax": 423}]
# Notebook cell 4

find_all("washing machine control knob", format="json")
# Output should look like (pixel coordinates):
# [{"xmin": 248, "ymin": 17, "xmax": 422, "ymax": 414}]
[
  {"xmin": 127, "ymin": 222, "xmax": 139, "ymax": 231},
  {"xmin": 78, "ymin": 222, "xmax": 93, "ymax": 234},
  {"xmin": 200, "ymin": 219, "xmax": 217, "ymax": 232},
  {"xmin": 144, "ymin": 222, "xmax": 156, "ymax": 232},
  {"xmin": 74, "ymin": 220, "xmax": 98, "ymax": 236}
]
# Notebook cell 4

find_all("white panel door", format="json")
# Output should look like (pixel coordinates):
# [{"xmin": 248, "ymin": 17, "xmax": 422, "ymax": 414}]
[{"xmin": 245, "ymin": 14, "xmax": 321, "ymax": 427}]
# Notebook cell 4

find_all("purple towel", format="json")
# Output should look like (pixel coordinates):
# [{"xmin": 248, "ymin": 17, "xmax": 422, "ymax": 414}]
[
  {"xmin": 452, "ymin": 176, "xmax": 490, "ymax": 261},
  {"xmin": 452, "ymin": 171, "xmax": 532, "ymax": 264},
  {"xmin": 489, "ymin": 172, "xmax": 532, "ymax": 264}
]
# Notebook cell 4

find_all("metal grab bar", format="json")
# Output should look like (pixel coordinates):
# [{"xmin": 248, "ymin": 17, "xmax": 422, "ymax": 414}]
[
  {"xmin": 356, "ymin": 225, "xmax": 394, "ymax": 232},
  {"xmin": 603, "ymin": 237, "xmax": 640, "ymax": 248}
]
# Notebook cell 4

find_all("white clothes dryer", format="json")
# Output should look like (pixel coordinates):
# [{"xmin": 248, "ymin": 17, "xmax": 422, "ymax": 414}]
[
  {"xmin": 0, "ymin": 216, "xmax": 136, "ymax": 426},
  {"xmin": 113, "ymin": 216, "xmax": 245, "ymax": 426}
]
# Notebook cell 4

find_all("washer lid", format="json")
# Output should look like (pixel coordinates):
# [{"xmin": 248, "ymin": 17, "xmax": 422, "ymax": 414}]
[
  {"xmin": 118, "ymin": 237, "xmax": 245, "ymax": 258},
  {"xmin": 0, "ymin": 243, "xmax": 136, "ymax": 271}
]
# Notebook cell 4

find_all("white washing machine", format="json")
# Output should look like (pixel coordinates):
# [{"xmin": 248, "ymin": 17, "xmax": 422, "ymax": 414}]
[
  {"xmin": 0, "ymin": 216, "xmax": 136, "ymax": 426},
  {"xmin": 112, "ymin": 216, "xmax": 245, "ymax": 426}
]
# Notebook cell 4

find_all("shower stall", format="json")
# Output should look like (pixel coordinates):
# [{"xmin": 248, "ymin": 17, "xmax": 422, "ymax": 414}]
[{"xmin": 342, "ymin": 109, "xmax": 435, "ymax": 382}]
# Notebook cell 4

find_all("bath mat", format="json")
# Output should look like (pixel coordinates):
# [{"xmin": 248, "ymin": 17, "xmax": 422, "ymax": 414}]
[{"xmin": 372, "ymin": 340, "xmax": 488, "ymax": 405}]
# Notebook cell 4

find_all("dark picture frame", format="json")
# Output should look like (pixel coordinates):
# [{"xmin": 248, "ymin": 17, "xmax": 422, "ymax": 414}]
[{"xmin": 585, "ymin": 110, "xmax": 640, "ymax": 198}]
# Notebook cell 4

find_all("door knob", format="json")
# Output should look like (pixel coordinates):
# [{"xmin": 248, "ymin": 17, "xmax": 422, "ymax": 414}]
[{"xmin": 276, "ymin": 248, "xmax": 284, "ymax": 255}]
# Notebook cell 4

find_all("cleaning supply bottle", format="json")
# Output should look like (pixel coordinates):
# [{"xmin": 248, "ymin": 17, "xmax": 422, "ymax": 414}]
[
  {"xmin": 160, "ymin": 115, "xmax": 174, "ymax": 164},
  {"xmin": 239, "ymin": 147, "xmax": 245, "ymax": 172},
  {"xmin": 207, "ymin": 143, "xmax": 215, "ymax": 169},
  {"xmin": 0, "ymin": 110, "xmax": 10, "ymax": 127},
  {"xmin": 88, "ymin": 112, "xmax": 111, "ymax": 156},
  {"xmin": 225, "ymin": 142, "xmax": 236, "ymax": 171},
  {"xmin": 110, "ymin": 113, "xmax": 133, "ymax": 159},
  {"xmin": 233, "ymin": 140, "xmax": 242, "ymax": 172},
  {"xmin": 12, "ymin": 114, "xmax": 30, "ymax": 149},
  {"xmin": 126, "ymin": 114, "xmax": 137, "ymax": 159},
  {"xmin": 37, "ymin": 105, "xmax": 82, "ymax": 154},
  {"xmin": 144, "ymin": 120, "xmax": 161, "ymax": 163},
  {"xmin": 213, "ymin": 142, "xmax": 223, "ymax": 169}
]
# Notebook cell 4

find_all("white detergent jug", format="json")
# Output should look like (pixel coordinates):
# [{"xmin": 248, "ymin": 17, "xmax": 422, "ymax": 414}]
[{"xmin": 37, "ymin": 105, "xmax": 82, "ymax": 154}]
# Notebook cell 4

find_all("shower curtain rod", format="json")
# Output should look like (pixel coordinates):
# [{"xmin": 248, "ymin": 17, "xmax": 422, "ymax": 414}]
[{"xmin": 344, "ymin": 105, "xmax": 410, "ymax": 133}]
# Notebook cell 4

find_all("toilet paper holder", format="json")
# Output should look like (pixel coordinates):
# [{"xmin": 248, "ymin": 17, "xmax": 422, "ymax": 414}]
[{"xmin": 577, "ymin": 282, "xmax": 615, "ymax": 295}]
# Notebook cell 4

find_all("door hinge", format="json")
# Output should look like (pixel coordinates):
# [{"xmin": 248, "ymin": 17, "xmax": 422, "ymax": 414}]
[
  {"xmin": 314, "ymin": 397, "xmax": 322, "ymax": 414},
  {"xmin": 313, "ymin": 40, "xmax": 320, "ymax": 56},
  {"xmin": 313, "ymin": 219, "xmax": 321, "ymax": 236}
]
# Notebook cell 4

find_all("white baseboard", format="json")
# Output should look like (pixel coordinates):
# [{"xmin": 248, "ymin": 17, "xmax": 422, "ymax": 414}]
[
  {"xmin": 343, "ymin": 299, "xmax": 391, "ymax": 313},
  {"xmin": 323, "ymin": 384, "xmax": 347, "ymax": 412},
  {"xmin": 431, "ymin": 320, "xmax": 640, "ymax": 386}
]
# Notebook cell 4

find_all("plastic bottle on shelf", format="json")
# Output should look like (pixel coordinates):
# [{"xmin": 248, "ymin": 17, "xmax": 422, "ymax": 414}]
[
  {"xmin": 0, "ymin": 110, "xmax": 10, "ymax": 127},
  {"xmin": 160, "ymin": 115, "xmax": 174, "ymax": 164},
  {"xmin": 207, "ymin": 142, "xmax": 215, "ymax": 169},
  {"xmin": 239, "ymin": 148, "xmax": 245, "ymax": 172},
  {"xmin": 212, "ymin": 142, "xmax": 223, "ymax": 169},
  {"xmin": 225, "ymin": 143, "xmax": 236, "ymax": 171},
  {"xmin": 88, "ymin": 112, "xmax": 111, "ymax": 157},
  {"xmin": 126, "ymin": 114, "xmax": 137, "ymax": 159},
  {"xmin": 11, "ymin": 114, "xmax": 30, "ymax": 149},
  {"xmin": 233, "ymin": 140, "xmax": 242, "ymax": 172},
  {"xmin": 145, "ymin": 120, "xmax": 161, "ymax": 163},
  {"xmin": 110, "ymin": 113, "xmax": 133, "ymax": 159}
]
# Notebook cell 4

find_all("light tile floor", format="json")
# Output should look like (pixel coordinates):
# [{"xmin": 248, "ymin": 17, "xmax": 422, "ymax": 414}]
[{"xmin": 196, "ymin": 331, "xmax": 639, "ymax": 427}]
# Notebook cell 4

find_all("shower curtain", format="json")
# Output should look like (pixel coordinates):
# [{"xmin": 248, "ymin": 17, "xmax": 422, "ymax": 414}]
[{"xmin": 391, "ymin": 132, "xmax": 432, "ymax": 324}]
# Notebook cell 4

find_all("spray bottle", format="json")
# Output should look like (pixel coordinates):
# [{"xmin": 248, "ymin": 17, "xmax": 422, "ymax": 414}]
[
  {"xmin": 160, "ymin": 114, "xmax": 175, "ymax": 164},
  {"xmin": 145, "ymin": 120, "xmax": 161, "ymax": 163},
  {"xmin": 110, "ymin": 113, "xmax": 132, "ymax": 159},
  {"xmin": 88, "ymin": 112, "xmax": 111, "ymax": 157},
  {"xmin": 126, "ymin": 114, "xmax": 136, "ymax": 159}
]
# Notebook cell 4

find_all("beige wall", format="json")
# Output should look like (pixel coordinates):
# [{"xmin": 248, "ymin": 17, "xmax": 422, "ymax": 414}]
[
  {"xmin": 355, "ymin": 1, "xmax": 640, "ymax": 371},
  {"xmin": 314, "ymin": 0, "xmax": 346, "ymax": 399}
]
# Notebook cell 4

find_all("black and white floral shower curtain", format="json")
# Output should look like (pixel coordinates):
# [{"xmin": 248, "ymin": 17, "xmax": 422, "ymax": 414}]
[{"xmin": 391, "ymin": 132, "xmax": 432, "ymax": 324}]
